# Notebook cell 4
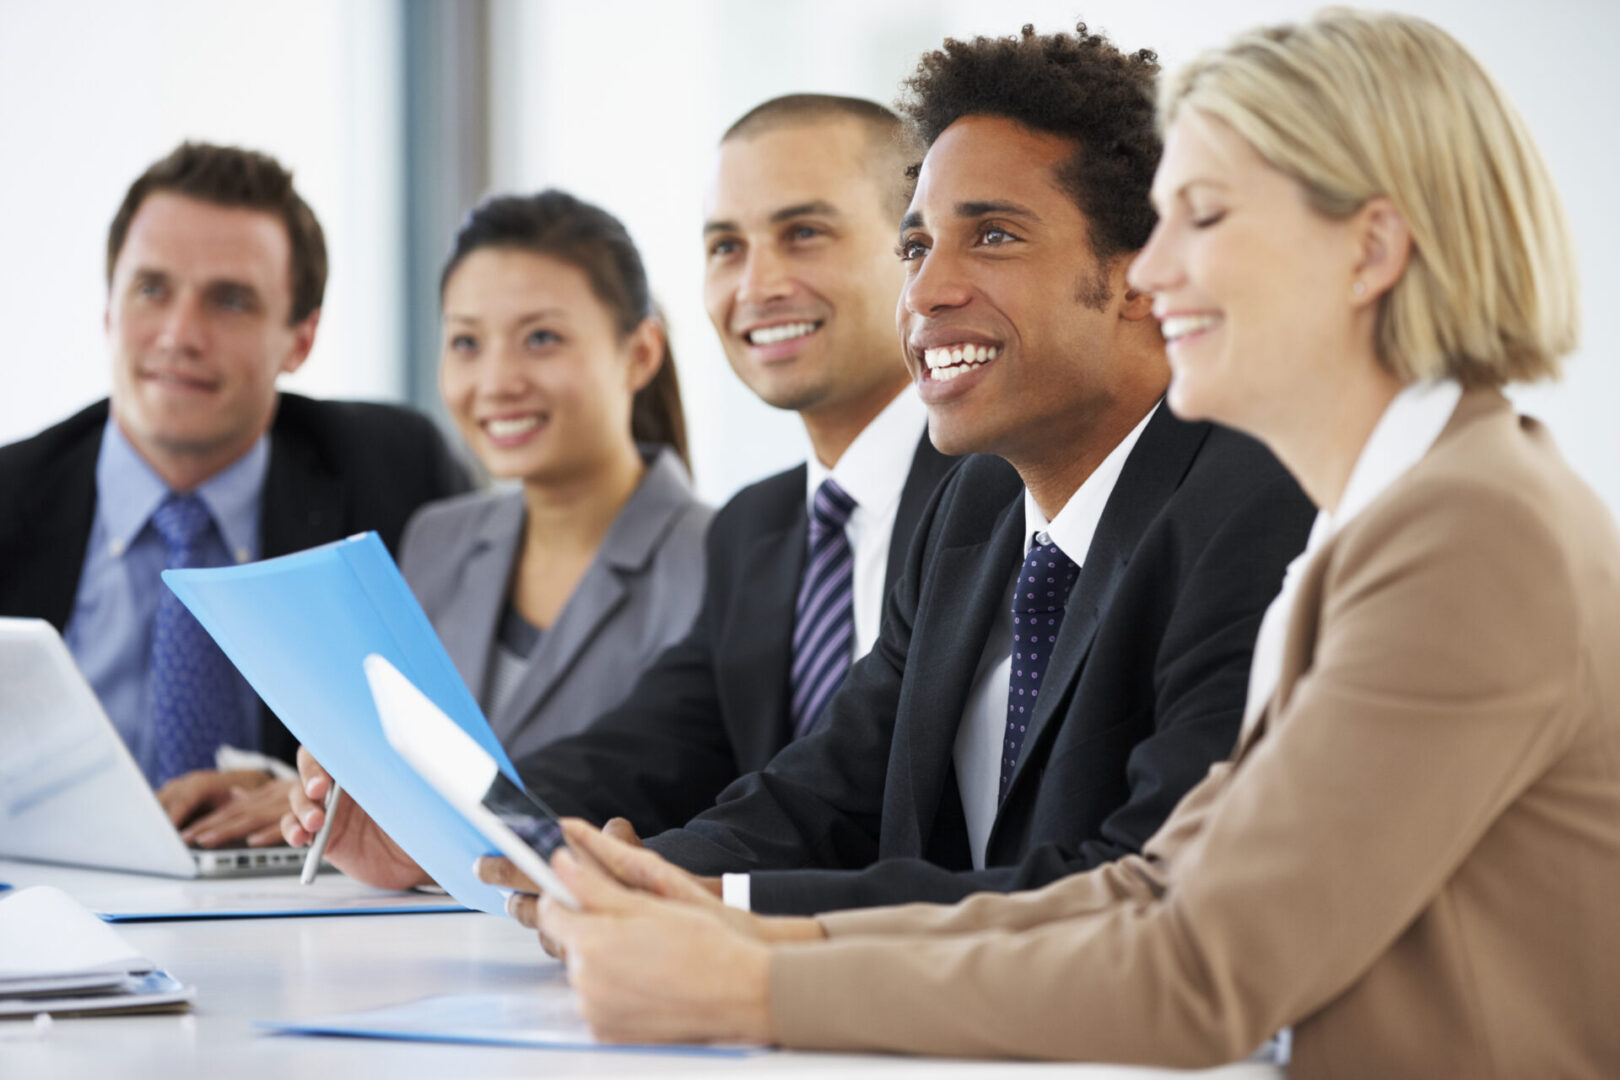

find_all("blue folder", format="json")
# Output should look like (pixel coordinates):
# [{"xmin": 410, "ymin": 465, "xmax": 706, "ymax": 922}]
[
  {"xmin": 164, "ymin": 532, "xmax": 518, "ymax": 916},
  {"xmin": 257, "ymin": 991, "xmax": 764, "ymax": 1057}
]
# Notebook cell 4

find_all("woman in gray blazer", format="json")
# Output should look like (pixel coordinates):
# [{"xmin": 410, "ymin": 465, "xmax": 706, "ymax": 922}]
[{"xmin": 401, "ymin": 191, "xmax": 711, "ymax": 761}]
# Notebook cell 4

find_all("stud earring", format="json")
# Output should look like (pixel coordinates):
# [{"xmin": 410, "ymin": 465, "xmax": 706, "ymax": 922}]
[{"xmin": 1352, "ymin": 280, "xmax": 1367, "ymax": 298}]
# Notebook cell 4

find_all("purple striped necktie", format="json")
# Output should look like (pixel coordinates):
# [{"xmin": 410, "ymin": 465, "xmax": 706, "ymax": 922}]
[
  {"xmin": 1000, "ymin": 537, "xmax": 1080, "ymax": 802},
  {"xmin": 790, "ymin": 477, "xmax": 859, "ymax": 737}
]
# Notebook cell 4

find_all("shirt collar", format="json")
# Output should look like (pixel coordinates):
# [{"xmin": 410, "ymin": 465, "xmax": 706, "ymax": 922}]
[
  {"xmin": 1022, "ymin": 400, "xmax": 1161, "ymax": 565},
  {"xmin": 1308, "ymin": 379, "xmax": 1462, "ymax": 551},
  {"xmin": 95, "ymin": 414, "xmax": 269, "ymax": 562},
  {"xmin": 805, "ymin": 387, "xmax": 929, "ymax": 517}
]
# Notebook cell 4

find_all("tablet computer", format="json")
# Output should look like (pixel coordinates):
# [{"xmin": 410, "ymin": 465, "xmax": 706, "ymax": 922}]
[{"xmin": 364, "ymin": 655, "xmax": 579, "ymax": 910}]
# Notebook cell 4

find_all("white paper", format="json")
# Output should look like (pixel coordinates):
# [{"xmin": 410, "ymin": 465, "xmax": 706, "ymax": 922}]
[
  {"xmin": 0, "ymin": 886, "xmax": 152, "ymax": 982},
  {"xmin": 0, "ymin": 971, "xmax": 194, "ymax": 1016}
]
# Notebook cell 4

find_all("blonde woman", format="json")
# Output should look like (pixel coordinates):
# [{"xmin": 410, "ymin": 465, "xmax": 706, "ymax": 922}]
[{"xmin": 519, "ymin": 12, "xmax": 1620, "ymax": 1076}]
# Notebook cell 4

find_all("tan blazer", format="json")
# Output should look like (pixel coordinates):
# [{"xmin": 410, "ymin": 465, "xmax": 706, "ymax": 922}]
[{"xmin": 769, "ymin": 389, "xmax": 1620, "ymax": 1079}]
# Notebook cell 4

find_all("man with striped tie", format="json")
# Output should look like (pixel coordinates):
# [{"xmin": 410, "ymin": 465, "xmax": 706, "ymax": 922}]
[{"xmin": 283, "ymin": 95, "xmax": 955, "ymax": 885}]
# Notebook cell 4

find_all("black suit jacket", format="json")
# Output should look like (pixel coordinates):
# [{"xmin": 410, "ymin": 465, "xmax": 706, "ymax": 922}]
[
  {"xmin": 516, "ymin": 433, "xmax": 956, "ymax": 835},
  {"xmin": 645, "ymin": 408, "xmax": 1315, "ymax": 915},
  {"xmin": 0, "ymin": 393, "xmax": 469, "ymax": 764}
]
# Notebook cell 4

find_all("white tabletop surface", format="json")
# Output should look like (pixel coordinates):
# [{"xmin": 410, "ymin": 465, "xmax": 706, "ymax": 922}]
[{"xmin": 0, "ymin": 859, "xmax": 1283, "ymax": 1080}]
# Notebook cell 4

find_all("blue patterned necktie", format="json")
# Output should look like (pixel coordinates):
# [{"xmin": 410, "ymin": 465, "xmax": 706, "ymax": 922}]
[
  {"xmin": 148, "ymin": 493, "xmax": 241, "ymax": 786},
  {"xmin": 1000, "ymin": 537, "xmax": 1080, "ymax": 802},
  {"xmin": 790, "ymin": 478, "xmax": 859, "ymax": 737}
]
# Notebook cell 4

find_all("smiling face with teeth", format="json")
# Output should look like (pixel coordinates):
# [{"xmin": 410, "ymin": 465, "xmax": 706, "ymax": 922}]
[
  {"xmin": 439, "ymin": 248, "xmax": 659, "ymax": 486},
  {"xmin": 1129, "ymin": 111, "xmax": 1371, "ymax": 437},
  {"xmin": 702, "ymin": 118, "xmax": 912, "ymax": 448},
  {"xmin": 897, "ymin": 116, "xmax": 1167, "ymax": 499},
  {"xmin": 105, "ymin": 192, "xmax": 318, "ymax": 490}
]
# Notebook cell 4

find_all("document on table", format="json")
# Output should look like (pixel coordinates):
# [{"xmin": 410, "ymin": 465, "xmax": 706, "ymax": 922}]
[
  {"xmin": 0, "ymin": 885, "xmax": 194, "ymax": 1014},
  {"xmin": 0, "ymin": 972, "xmax": 193, "ymax": 1017},
  {"xmin": 258, "ymin": 989, "xmax": 766, "ymax": 1057},
  {"xmin": 0, "ymin": 859, "xmax": 465, "ymax": 921},
  {"xmin": 163, "ymin": 532, "xmax": 524, "ymax": 917},
  {"xmin": 80, "ymin": 880, "xmax": 466, "ymax": 922}
]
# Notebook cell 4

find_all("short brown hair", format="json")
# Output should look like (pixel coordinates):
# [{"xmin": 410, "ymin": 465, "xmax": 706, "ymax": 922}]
[
  {"xmin": 723, "ymin": 93, "xmax": 918, "ymax": 221},
  {"xmin": 899, "ymin": 23, "xmax": 1161, "ymax": 266},
  {"xmin": 106, "ymin": 142, "xmax": 328, "ymax": 325}
]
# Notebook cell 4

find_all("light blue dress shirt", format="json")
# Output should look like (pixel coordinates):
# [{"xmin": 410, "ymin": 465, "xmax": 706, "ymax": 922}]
[{"xmin": 63, "ymin": 417, "xmax": 268, "ymax": 787}]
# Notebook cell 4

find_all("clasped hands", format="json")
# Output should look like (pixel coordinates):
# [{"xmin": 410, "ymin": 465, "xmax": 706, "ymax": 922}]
[
  {"xmin": 474, "ymin": 817, "xmax": 825, "ymax": 1046},
  {"xmin": 280, "ymin": 748, "xmax": 824, "ymax": 1045}
]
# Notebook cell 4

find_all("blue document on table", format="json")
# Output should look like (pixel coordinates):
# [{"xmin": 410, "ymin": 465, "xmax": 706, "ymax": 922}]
[
  {"xmin": 257, "ymin": 990, "xmax": 765, "ymax": 1057},
  {"xmin": 163, "ymin": 532, "xmax": 517, "ymax": 916}
]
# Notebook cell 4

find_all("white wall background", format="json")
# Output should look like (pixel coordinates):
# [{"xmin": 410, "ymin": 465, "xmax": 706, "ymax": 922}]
[
  {"xmin": 0, "ymin": 0, "xmax": 403, "ymax": 432},
  {"xmin": 486, "ymin": 0, "xmax": 1620, "ymax": 513},
  {"xmin": 2, "ymin": 0, "xmax": 1615, "ymax": 515}
]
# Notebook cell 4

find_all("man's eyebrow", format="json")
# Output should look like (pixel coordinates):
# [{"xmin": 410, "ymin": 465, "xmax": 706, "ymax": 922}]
[
  {"xmin": 900, "ymin": 211, "xmax": 924, "ymax": 232},
  {"xmin": 126, "ymin": 265, "xmax": 175, "ymax": 286},
  {"xmin": 769, "ymin": 200, "xmax": 839, "ymax": 224},
  {"xmin": 704, "ymin": 201, "xmax": 841, "ymax": 235},
  {"xmin": 955, "ymin": 200, "xmax": 1043, "ymax": 223}
]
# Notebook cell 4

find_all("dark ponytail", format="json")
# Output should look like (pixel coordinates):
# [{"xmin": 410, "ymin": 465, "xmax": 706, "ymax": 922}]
[{"xmin": 441, "ymin": 190, "xmax": 689, "ymax": 471}]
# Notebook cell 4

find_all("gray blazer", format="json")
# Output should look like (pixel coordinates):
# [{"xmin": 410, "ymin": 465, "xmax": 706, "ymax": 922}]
[{"xmin": 398, "ymin": 447, "xmax": 711, "ymax": 762}]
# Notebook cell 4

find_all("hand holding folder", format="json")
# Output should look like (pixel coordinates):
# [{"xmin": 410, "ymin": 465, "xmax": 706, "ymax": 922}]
[{"xmin": 163, "ymin": 532, "xmax": 525, "ymax": 916}]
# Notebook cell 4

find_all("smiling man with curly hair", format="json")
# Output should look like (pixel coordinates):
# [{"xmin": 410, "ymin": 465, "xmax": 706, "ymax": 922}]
[{"xmin": 522, "ymin": 19, "xmax": 1316, "ymax": 926}]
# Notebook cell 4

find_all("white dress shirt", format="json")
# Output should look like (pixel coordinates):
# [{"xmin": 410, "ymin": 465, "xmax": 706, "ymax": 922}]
[
  {"xmin": 64, "ymin": 417, "xmax": 268, "ymax": 785},
  {"xmin": 952, "ymin": 402, "xmax": 1160, "ymax": 869},
  {"xmin": 803, "ymin": 387, "xmax": 930, "ymax": 658},
  {"xmin": 722, "ymin": 387, "xmax": 929, "ymax": 912}
]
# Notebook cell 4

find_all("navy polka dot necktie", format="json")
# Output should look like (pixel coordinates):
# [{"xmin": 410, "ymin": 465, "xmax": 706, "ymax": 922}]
[
  {"xmin": 790, "ymin": 478, "xmax": 859, "ymax": 738},
  {"xmin": 148, "ymin": 493, "xmax": 241, "ymax": 787},
  {"xmin": 1001, "ymin": 538, "xmax": 1080, "ymax": 802}
]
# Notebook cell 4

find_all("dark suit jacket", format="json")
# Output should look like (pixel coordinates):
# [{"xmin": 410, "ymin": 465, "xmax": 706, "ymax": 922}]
[
  {"xmin": 0, "ymin": 393, "xmax": 469, "ymax": 764},
  {"xmin": 645, "ymin": 408, "xmax": 1315, "ymax": 915},
  {"xmin": 515, "ymin": 433, "xmax": 955, "ymax": 835}
]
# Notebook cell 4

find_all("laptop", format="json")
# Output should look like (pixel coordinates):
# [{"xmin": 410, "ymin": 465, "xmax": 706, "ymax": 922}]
[{"xmin": 0, "ymin": 617, "xmax": 306, "ymax": 878}]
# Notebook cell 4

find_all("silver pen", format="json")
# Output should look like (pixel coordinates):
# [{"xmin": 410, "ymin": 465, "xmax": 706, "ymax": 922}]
[{"xmin": 299, "ymin": 781, "xmax": 342, "ymax": 885}]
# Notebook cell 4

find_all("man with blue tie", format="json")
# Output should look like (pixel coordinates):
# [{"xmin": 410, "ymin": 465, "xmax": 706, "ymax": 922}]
[{"xmin": 0, "ymin": 142, "xmax": 466, "ymax": 845}]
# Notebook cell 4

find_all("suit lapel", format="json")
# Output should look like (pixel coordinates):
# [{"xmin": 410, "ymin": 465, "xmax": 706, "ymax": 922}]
[
  {"xmin": 999, "ymin": 409, "xmax": 1212, "ymax": 808},
  {"xmin": 260, "ymin": 417, "xmax": 345, "ymax": 559},
  {"xmin": 441, "ymin": 496, "xmax": 524, "ymax": 711},
  {"xmin": 26, "ymin": 404, "xmax": 106, "ymax": 629},
  {"xmin": 738, "ymin": 504, "xmax": 807, "ymax": 746},
  {"xmin": 892, "ymin": 486, "xmax": 1026, "ymax": 852},
  {"xmin": 490, "ymin": 450, "xmax": 691, "ymax": 734},
  {"xmin": 884, "ymin": 433, "xmax": 956, "ymax": 597},
  {"xmin": 494, "ymin": 558, "xmax": 629, "ymax": 736}
]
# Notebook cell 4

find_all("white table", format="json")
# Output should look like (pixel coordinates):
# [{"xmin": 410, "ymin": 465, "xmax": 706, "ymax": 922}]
[{"xmin": 0, "ymin": 861, "xmax": 1282, "ymax": 1080}]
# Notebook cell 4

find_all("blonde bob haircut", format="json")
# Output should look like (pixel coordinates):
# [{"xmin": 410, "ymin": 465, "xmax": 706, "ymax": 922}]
[{"xmin": 1160, "ymin": 9, "xmax": 1578, "ymax": 387}]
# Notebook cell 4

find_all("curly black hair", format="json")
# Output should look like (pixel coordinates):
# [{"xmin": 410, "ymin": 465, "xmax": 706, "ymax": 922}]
[{"xmin": 898, "ymin": 23, "xmax": 1161, "ymax": 264}]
